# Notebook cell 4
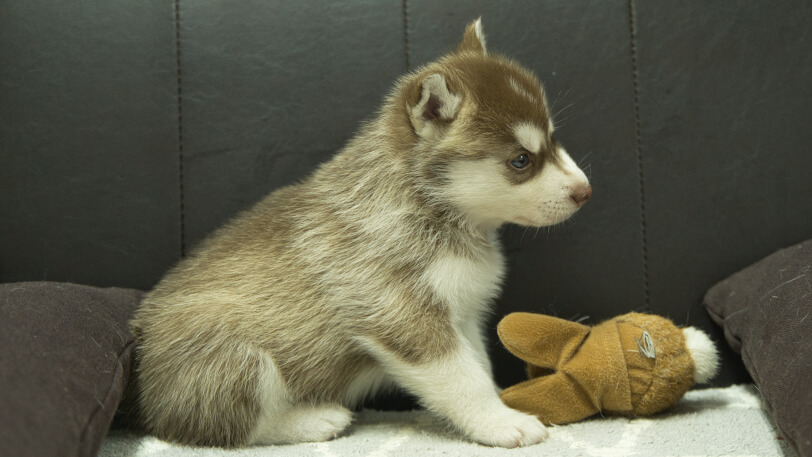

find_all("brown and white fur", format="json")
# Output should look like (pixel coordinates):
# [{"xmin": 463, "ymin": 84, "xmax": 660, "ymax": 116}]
[{"xmin": 130, "ymin": 19, "xmax": 591, "ymax": 449}]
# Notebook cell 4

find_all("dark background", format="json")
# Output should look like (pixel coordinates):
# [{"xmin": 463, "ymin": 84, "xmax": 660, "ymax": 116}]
[{"xmin": 3, "ymin": 0, "xmax": 812, "ymax": 407}]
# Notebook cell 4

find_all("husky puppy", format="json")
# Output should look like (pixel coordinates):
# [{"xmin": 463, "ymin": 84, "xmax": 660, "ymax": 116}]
[{"xmin": 130, "ymin": 19, "xmax": 591, "ymax": 449}]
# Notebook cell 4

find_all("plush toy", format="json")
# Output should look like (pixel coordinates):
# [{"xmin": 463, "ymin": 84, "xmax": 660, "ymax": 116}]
[{"xmin": 498, "ymin": 312, "xmax": 719, "ymax": 425}]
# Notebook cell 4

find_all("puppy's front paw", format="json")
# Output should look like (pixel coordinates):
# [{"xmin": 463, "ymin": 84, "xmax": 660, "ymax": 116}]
[{"xmin": 467, "ymin": 407, "xmax": 547, "ymax": 448}]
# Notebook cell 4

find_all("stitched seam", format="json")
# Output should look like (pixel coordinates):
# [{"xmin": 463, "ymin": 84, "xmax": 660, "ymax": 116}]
[
  {"xmin": 77, "ymin": 340, "xmax": 136, "ymax": 457},
  {"xmin": 402, "ymin": 0, "xmax": 411, "ymax": 71},
  {"xmin": 628, "ymin": 0, "xmax": 649, "ymax": 308},
  {"xmin": 175, "ymin": 0, "xmax": 186, "ymax": 257}
]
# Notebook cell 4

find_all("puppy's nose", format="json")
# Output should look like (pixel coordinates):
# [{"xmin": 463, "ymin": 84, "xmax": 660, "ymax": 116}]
[{"xmin": 571, "ymin": 184, "xmax": 592, "ymax": 207}]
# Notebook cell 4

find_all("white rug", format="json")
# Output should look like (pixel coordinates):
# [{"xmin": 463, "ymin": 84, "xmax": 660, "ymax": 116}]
[{"xmin": 101, "ymin": 385, "xmax": 795, "ymax": 457}]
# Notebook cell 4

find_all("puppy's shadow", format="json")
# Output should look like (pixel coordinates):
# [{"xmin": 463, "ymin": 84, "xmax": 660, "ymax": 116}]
[
  {"xmin": 665, "ymin": 396, "xmax": 731, "ymax": 416},
  {"xmin": 99, "ymin": 429, "xmax": 154, "ymax": 457},
  {"xmin": 655, "ymin": 386, "xmax": 761, "ymax": 419},
  {"xmin": 350, "ymin": 408, "xmax": 465, "ymax": 443}
]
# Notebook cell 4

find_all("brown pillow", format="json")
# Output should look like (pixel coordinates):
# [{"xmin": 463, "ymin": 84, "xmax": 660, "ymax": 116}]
[
  {"xmin": 0, "ymin": 282, "xmax": 141, "ymax": 457},
  {"xmin": 704, "ymin": 240, "xmax": 812, "ymax": 457}
]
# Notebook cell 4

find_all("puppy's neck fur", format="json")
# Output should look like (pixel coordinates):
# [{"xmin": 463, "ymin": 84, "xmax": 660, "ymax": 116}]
[
  {"xmin": 306, "ymin": 126, "xmax": 494, "ymax": 260},
  {"xmin": 305, "ymin": 95, "xmax": 497, "ymax": 256}
]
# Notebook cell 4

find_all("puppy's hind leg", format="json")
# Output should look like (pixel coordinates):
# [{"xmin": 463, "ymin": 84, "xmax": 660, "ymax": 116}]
[
  {"xmin": 250, "ymin": 404, "xmax": 354, "ymax": 445},
  {"xmin": 247, "ymin": 355, "xmax": 353, "ymax": 445}
]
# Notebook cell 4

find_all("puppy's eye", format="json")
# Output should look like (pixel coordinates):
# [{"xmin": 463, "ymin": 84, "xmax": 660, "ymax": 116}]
[{"xmin": 510, "ymin": 154, "xmax": 530, "ymax": 170}]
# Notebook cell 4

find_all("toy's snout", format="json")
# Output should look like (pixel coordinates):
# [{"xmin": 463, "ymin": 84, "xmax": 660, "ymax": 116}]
[{"xmin": 682, "ymin": 327, "xmax": 720, "ymax": 384}]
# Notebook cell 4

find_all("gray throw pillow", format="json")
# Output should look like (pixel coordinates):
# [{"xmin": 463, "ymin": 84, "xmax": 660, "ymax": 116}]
[
  {"xmin": 0, "ymin": 282, "xmax": 141, "ymax": 457},
  {"xmin": 704, "ymin": 240, "xmax": 812, "ymax": 457}
]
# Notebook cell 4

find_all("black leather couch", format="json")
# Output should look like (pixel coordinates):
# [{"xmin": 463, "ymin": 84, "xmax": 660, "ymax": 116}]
[{"xmin": 3, "ymin": 0, "xmax": 812, "ymax": 398}]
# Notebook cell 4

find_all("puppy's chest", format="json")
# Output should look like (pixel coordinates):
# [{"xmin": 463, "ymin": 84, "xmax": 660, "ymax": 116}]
[{"xmin": 421, "ymin": 248, "xmax": 506, "ymax": 319}]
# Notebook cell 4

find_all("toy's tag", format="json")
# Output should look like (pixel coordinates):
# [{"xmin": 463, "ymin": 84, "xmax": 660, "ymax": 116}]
[{"xmin": 636, "ymin": 330, "xmax": 656, "ymax": 359}]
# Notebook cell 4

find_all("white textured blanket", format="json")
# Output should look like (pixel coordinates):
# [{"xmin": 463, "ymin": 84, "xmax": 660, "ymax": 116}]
[{"xmin": 101, "ymin": 385, "xmax": 795, "ymax": 457}]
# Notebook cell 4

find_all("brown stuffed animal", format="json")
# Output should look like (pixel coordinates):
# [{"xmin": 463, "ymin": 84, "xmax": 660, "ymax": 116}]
[{"xmin": 498, "ymin": 312, "xmax": 719, "ymax": 425}]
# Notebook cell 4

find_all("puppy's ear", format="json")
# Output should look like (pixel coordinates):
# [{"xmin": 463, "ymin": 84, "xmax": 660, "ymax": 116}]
[
  {"xmin": 408, "ymin": 74, "xmax": 461, "ymax": 140},
  {"xmin": 456, "ymin": 17, "xmax": 487, "ymax": 55}
]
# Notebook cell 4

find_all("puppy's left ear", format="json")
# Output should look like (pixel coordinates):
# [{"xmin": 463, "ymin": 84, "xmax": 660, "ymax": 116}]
[
  {"xmin": 408, "ymin": 73, "xmax": 461, "ymax": 140},
  {"xmin": 457, "ymin": 17, "xmax": 487, "ymax": 55}
]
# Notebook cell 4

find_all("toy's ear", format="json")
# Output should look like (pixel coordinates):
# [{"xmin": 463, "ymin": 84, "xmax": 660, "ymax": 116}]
[
  {"xmin": 457, "ymin": 18, "xmax": 487, "ymax": 55},
  {"xmin": 501, "ymin": 372, "xmax": 599, "ymax": 425},
  {"xmin": 497, "ymin": 312, "xmax": 590, "ymax": 369},
  {"xmin": 682, "ymin": 327, "xmax": 719, "ymax": 383}
]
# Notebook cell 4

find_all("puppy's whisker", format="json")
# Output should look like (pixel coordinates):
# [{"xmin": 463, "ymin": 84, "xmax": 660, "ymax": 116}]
[
  {"xmin": 583, "ymin": 163, "xmax": 593, "ymax": 179},
  {"xmin": 520, "ymin": 225, "xmax": 531, "ymax": 242},
  {"xmin": 549, "ymin": 88, "xmax": 572, "ymax": 112},
  {"xmin": 553, "ymin": 103, "xmax": 574, "ymax": 120},
  {"xmin": 578, "ymin": 151, "xmax": 593, "ymax": 167},
  {"xmin": 531, "ymin": 226, "xmax": 542, "ymax": 240},
  {"xmin": 552, "ymin": 114, "xmax": 572, "ymax": 129}
]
